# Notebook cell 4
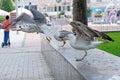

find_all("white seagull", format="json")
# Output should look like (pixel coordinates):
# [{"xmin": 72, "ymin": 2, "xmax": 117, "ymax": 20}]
[
  {"xmin": 11, "ymin": 13, "xmax": 43, "ymax": 33},
  {"xmin": 65, "ymin": 21, "xmax": 114, "ymax": 61},
  {"xmin": 53, "ymin": 30, "xmax": 73, "ymax": 47}
]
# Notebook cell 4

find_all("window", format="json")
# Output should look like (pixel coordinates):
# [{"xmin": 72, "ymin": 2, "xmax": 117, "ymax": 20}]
[
  {"xmin": 67, "ymin": 6, "xmax": 70, "ymax": 11},
  {"xmin": 63, "ymin": 6, "xmax": 65, "ymax": 11},
  {"xmin": 54, "ymin": 6, "xmax": 57, "ymax": 11},
  {"xmin": 58, "ymin": 6, "xmax": 61, "ymax": 11},
  {"xmin": 47, "ymin": 7, "xmax": 50, "ymax": 12},
  {"xmin": 51, "ymin": 6, "xmax": 54, "ymax": 12}
]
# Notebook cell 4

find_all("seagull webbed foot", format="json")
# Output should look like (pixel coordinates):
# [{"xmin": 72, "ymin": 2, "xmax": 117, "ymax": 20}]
[
  {"xmin": 76, "ymin": 57, "xmax": 85, "ymax": 61},
  {"xmin": 76, "ymin": 50, "xmax": 87, "ymax": 61},
  {"xmin": 59, "ymin": 41, "xmax": 66, "ymax": 47},
  {"xmin": 46, "ymin": 37, "xmax": 52, "ymax": 43},
  {"xmin": 59, "ymin": 38, "xmax": 66, "ymax": 47}
]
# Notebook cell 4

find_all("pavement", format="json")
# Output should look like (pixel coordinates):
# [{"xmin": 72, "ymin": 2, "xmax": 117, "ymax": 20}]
[{"xmin": 0, "ymin": 30, "xmax": 54, "ymax": 80}]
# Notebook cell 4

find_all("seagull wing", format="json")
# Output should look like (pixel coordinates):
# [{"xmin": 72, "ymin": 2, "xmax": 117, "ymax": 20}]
[
  {"xmin": 40, "ymin": 24, "xmax": 58, "ymax": 37},
  {"xmin": 70, "ymin": 21, "xmax": 114, "ymax": 42},
  {"xmin": 70, "ymin": 21, "xmax": 94, "ymax": 41},
  {"xmin": 59, "ymin": 30, "xmax": 72, "ymax": 38},
  {"xmin": 10, "ymin": 13, "xmax": 41, "ymax": 33},
  {"xmin": 29, "ymin": 8, "xmax": 47, "ymax": 25},
  {"xmin": 11, "ymin": 13, "xmax": 36, "ymax": 26}
]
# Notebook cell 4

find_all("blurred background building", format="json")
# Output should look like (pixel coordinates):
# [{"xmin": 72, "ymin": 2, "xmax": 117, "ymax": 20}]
[{"xmin": 1, "ymin": 0, "xmax": 120, "ymax": 22}]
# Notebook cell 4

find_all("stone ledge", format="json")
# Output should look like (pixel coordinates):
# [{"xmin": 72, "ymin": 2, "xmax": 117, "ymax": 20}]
[
  {"xmin": 41, "ymin": 35, "xmax": 86, "ymax": 80},
  {"xmin": 48, "ymin": 37, "xmax": 120, "ymax": 80}
]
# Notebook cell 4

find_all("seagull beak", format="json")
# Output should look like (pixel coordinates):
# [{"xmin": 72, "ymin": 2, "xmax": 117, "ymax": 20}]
[{"xmin": 16, "ymin": 26, "xmax": 22, "ymax": 31}]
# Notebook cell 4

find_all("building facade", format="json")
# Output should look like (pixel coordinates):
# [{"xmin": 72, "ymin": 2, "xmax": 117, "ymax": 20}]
[
  {"xmin": 17, "ymin": 0, "xmax": 120, "ymax": 22},
  {"xmin": 38, "ymin": 0, "xmax": 73, "ymax": 17}
]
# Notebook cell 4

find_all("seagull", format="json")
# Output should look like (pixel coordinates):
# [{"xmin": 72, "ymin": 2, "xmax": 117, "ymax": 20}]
[
  {"xmin": 65, "ymin": 21, "xmax": 114, "ymax": 61},
  {"xmin": 11, "ymin": 13, "xmax": 43, "ymax": 33},
  {"xmin": 53, "ymin": 30, "xmax": 72, "ymax": 47}
]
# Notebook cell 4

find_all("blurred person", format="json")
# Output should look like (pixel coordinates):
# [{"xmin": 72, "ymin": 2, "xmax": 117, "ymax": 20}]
[
  {"xmin": 1, "ymin": 15, "xmax": 11, "ymax": 47},
  {"xmin": 108, "ymin": 9, "xmax": 117, "ymax": 24}
]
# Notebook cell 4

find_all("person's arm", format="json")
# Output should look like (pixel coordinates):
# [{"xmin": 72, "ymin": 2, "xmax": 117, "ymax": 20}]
[{"xmin": 0, "ymin": 23, "xmax": 3, "ymax": 29}]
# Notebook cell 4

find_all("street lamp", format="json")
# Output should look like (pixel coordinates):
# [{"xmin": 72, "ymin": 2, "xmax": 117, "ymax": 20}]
[
  {"xmin": 0, "ymin": 0, "xmax": 3, "ymax": 9},
  {"xmin": 15, "ymin": 0, "xmax": 19, "ymax": 17}
]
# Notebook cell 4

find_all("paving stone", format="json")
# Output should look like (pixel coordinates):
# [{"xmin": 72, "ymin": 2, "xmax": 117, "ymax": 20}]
[{"xmin": 0, "ymin": 32, "xmax": 54, "ymax": 80}]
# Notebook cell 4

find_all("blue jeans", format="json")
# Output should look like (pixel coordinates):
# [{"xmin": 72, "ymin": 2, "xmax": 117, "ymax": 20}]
[{"xmin": 4, "ymin": 31, "xmax": 10, "ymax": 45}]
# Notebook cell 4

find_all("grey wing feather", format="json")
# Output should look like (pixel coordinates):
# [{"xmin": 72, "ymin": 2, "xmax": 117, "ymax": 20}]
[
  {"xmin": 70, "ymin": 21, "xmax": 94, "ymax": 41},
  {"xmin": 70, "ymin": 21, "xmax": 114, "ymax": 41},
  {"xmin": 11, "ymin": 13, "xmax": 35, "ymax": 26},
  {"xmin": 71, "ymin": 21, "xmax": 98, "ymax": 38},
  {"xmin": 10, "ymin": 13, "xmax": 43, "ymax": 33},
  {"xmin": 29, "ymin": 8, "xmax": 47, "ymax": 25},
  {"xmin": 59, "ymin": 30, "xmax": 72, "ymax": 38}
]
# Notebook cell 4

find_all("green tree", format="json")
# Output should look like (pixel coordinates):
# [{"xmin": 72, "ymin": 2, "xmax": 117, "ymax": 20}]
[
  {"xmin": 12, "ymin": 0, "xmax": 20, "ymax": 3},
  {"xmin": 87, "ymin": 7, "xmax": 91, "ymax": 17},
  {"xmin": 1, "ymin": 0, "xmax": 15, "ymax": 12},
  {"xmin": 12, "ymin": 0, "xmax": 16, "ymax": 2},
  {"xmin": 0, "ymin": 15, "xmax": 5, "ymax": 22}
]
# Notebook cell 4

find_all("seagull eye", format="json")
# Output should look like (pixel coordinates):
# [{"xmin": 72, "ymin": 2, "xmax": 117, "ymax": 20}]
[
  {"xmin": 78, "ymin": 24, "xmax": 81, "ymax": 26},
  {"xmin": 19, "ymin": 26, "xmax": 21, "ymax": 28},
  {"xmin": 73, "ymin": 32, "xmax": 76, "ymax": 35}
]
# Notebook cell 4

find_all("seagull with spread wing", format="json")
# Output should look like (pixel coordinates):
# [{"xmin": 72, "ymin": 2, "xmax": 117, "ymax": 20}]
[
  {"xmin": 11, "ymin": 8, "xmax": 70, "ymax": 46},
  {"xmin": 11, "ymin": 13, "xmax": 43, "ymax": 33},
  {"xmin": 65, "ymin": 21, "xmax": 114, "ymax": 61}
]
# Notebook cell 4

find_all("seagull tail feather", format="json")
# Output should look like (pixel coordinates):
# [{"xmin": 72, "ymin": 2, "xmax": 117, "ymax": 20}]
[{"xmin": 94, "ymin": 30, "xmax": 114, "ymax": 42}]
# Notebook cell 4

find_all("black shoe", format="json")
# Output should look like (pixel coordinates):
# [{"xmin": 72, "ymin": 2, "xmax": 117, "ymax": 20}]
[
  {"xmin": 7, "ymin": 42, "xmax": 11, "ymax": 46},
  {"xmin": 1, "ymin": 42, "xmax": 4, "ymax": 48}
]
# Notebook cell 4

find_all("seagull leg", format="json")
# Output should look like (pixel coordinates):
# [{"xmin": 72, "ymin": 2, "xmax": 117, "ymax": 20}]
[
  {"xmin": 59, "ymin": 38, "xmax": 66, "ymax": 47},
  {"xmin": 49, "ymin": 37, "xmax": 52, "ymax": 40},
  {"xmin": 16, "ymin": 28, "xmax": 22, "ymax": 34},
  {"xmin": 46, "ymin": 37, "xmax": 51, "ymax": 43},
  {"xmin": 76, "ymin": 50, "xmax": 87, "ymax": 61}
]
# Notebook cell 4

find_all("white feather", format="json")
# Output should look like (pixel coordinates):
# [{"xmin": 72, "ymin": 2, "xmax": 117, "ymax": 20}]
[{"xmin": 40, "ymin": 24, "xmax": 58, "ymax": 37}]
